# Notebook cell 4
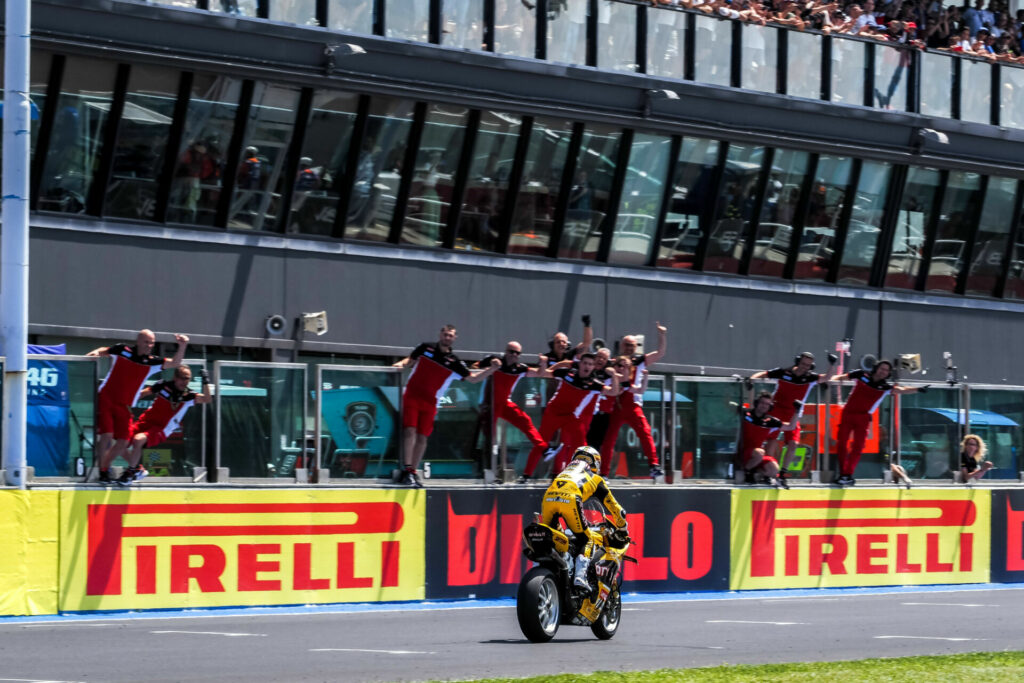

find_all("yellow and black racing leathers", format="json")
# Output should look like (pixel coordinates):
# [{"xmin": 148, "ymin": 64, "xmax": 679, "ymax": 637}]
[{"xmin": 540, "ymin": 460, "xmax": 627, "ymax": 558}]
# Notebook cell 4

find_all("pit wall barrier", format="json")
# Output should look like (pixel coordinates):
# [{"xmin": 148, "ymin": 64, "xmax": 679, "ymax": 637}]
[{"xmin": 1, "ymin": 487, "xmax": 1021, "ymax": 617}]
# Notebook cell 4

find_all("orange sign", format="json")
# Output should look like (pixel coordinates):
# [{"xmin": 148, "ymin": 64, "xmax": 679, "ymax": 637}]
[{"xmin": 811, "ymin": 403, "xmax": 880, "ymax": 455}]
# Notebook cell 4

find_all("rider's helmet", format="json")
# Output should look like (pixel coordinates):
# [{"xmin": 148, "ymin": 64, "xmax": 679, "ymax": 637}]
[{"xmin": 572, "ymin": 446, "xmax": 601, "ymax": 472}]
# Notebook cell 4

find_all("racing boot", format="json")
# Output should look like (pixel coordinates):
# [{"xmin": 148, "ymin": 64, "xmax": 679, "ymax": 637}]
[{"xmin": 573, "ymin": 554, "xmax": 591, "ymax": 590}]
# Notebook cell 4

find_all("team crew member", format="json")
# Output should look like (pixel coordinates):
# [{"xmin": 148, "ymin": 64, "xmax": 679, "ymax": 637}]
[
  {"xmin": 393, "ymin": 325, "xmax": 500, "ymax": 487},
  {"xmin": 87, "ymin": 329, "xmax": 189, "ymax": 484},
  {"xmin": 738, "ymin": 392, "xmax": 797, "ymax": 487},
  {"xmin": 537, "ymin": 315, "xmax": 593, "ymax": 368},
  {"xmin": 474, "ymin": 341, "xmax": 548, "ymax": 458},
  {"xmin": 520, "ymin": 353, "xmax": 620, "ymax": 481},
  {"xmin": 539, "ymin": 446, "xmax": 627, "ymax": 589},
  {"xmin": 599, "ymin": 322, "xmax": 668, "ymax": 480},
  {"xmin": 830, "ymin": 360, "xmax": 926, "ymax": 486},
  {"xmin": 749, "ymin": 352, "xmax": 828, "ymax": 484},
  {"xmin": 584, "ymin": 348, "xmax": 616, "ymax": 447},
  {"xmin": 118, "ymin": 366, "xmax": 212, "ymax": 485}
]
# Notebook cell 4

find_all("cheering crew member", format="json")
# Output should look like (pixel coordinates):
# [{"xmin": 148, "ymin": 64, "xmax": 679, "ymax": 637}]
[
  {"xmin": 474, "ymin": 341, "xmax": 548, "ymax": 459},
  {"xmin": 88, "ymin": 329, "xmax": 189, "ymax": 484},
  {"xmin": 520, "ymin": 353, "xmax": 620, "ymax": 482},
  {"xmin": 584, "ymin": 348, "xmax": 616, "ymax": 446},
  {"xmin": 749, "ymin": 352, "xmax": 828, "ymax": 485},
  {"xmin": 393, "ymin": 325, "xmax": 500, "ymax": 487},
  {"xmin": 118, "ymin": 366, "xmax": 212, "ymax": 485},
  {"xmin": 830, "ymin": 360, "xmax": 926, "ymax": 486},
  {"xmin": 739, "ymin": 392, "xmax": 798, "ymax": 487},
  {"xmin": 599, "ymin": 322, "xmax": 668, "ymax": 480},
  {"xmin": 537, "ymin": 315, "xmax": 593, "ymax": 368}
]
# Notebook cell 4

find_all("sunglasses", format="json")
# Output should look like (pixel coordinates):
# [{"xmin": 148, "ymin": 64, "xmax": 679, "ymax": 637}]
[{"xmin": 505, "ymin": 349, "xmax": 521, "ymax": 355}]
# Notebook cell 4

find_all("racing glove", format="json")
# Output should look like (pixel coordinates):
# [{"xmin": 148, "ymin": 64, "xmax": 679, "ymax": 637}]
[{"xmin": 582, "ymin": 314, "xmax": 591, "ymax": 327}]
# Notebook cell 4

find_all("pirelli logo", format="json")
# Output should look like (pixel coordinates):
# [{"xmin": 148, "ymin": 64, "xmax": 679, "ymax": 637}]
[{"xmin": 731, "ymin": 491, "xmax": 990, "ymax": 590}]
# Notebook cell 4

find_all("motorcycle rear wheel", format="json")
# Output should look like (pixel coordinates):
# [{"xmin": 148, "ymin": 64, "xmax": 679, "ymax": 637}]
[
  {"xmin": 517, "ymin": 567, "xmax": 561, "ymax": 642},
  {"xmin": 590, "ymin": 590, "xmax": 621, "ymax": 640}
]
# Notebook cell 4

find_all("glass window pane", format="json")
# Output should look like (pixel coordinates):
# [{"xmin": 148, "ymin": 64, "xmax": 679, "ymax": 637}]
[
  {"xmin": 26, "ymin": 357, "xmax": 97, "ymax": 477},
  {"xmin": 965, "ymin": 176, "xmax": 1016, "ymax": 297},
  {"xmin": 38, "ymin": 58, "xmax": 119, "ymax": 215},
  {"xmin": 387, "ymin": 0, "xmax": 430, "ymax": 42},
  {"xmin": 742, "ymin": 24, "xmax": 777, "ymax": 94},
  {"xmin": 320, "ymin": 367, "xmax": 402, "ymax": 479},
  {"xmin": 961, "ymin": 388, "xmax": 1024, "ymax": 477},
  {"xmin": 608, "ymin": 132, "xmax": 672, "ymax": 266},
  {"xmin": 494, "ymin": 0, "xmax": 535, "ymax": 57},
  {"xmin": 694, "ymin": 15, "xmax": 731, "ymax": 87},
  {"xmin": 288, "ymin": 90, "xmax": 360, "ymax": 236},
  {"xmin": 961, "ymin": 59, "xmax": 992, "ymax": 124},
  {"xmin": 1, "ymin": 51, "xmax": 53, "ymax": 195},
  {"xmin": 656, "ymin": 137, "xmax": 719, "ymax": 269},
  {"xmin": 269, "ymin": 0, "xmax": 317, "ymax": 25},
  {"xmin": 442, "ymin": 0, "xmax": 484, "ymax": 50},
  {"xmin": 885, "ymin": 167, "xmax": 941, "ymax": 290},
  {"xmin": 924, "ymin": 171, "xmax": 982, "ymax": 293},
  {"xmin": 402, "ymin": 104, "xmax": 469, "ymax": 247},
  {"xmin": 548, "ymin": 0, "xmax": 588, "ymax": 65},
  {"xmin": 455, "ymin": 110, "xmax": 522, "ymax": 253},
  {"xmin": 558, "ymin": 123, "xmax": 622, "ymax": 260},
  {"xmin": 149, "ymin": 0, "xmax": 198, "ymax": 7},
  {"xmin": 837, "ymin": 160, "xmax": 891, "ymax": 285},
  {"xmin": 795, "ymin": 154, "xmax": 852, "ymax": 281},
  {"xmin": 786, "ymin": 30, "xmax": 821, "ymax": 100},
  {"xmin": 227, "ymin": 84, "xmax": 300, "ymax": 231},
  {"xmin": 748, "ymin": 149, "xmax": 810, "ymax": 277},
  {"xmin": 1002, "ymin": 191, "xmax": 1024, "ymax": 301},
  {"xmin": 704, "ymin": 144, "xmax": 766, "ymax": 274},
  {"xmin": 345, "ymin": 97, "xmax": 416, "ymax": 241},
  {"xmin": 328, "ymin": 0, "xmax": 373, "ymax": 34},
  {"xmin": 1001, "ymin": 66, "xmax": 1024, "ymax": 129},
  {"xmin": 873, "ymin": 43, "xmax": 910, "ymax": 111},
  {"xmin": 507, "ymin": 116, "xmax": 574, "ymax": 256},
  {"xmin": 920, "ymin": 51, "xmax": 953, "ymax": 119},
  {"xmin": 210, "ymin": 0, "xmax": 257, "ymax": 16},
  {"xmin": 167, "ymin": 74, "xmax": 242, "ymax": 225},
  {"xmin": 647, "ymin": 5, "xmax": 685, "ymax": 78},
  {"xmin": 831, "ymin": 37, "xmax": 865, "ymax": 106},
  {"xmin": 104, "ymin": 66, "xmax": 179, "ymax": 222},
  {"xmin": 597, "ymin": 0, "xmax": 637, "ymax": 72}
]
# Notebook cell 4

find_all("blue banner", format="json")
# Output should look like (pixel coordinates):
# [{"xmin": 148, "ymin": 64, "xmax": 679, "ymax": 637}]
[{"xmin": 26, "ymin": 344, "xmax": 70, "ymax": 476}]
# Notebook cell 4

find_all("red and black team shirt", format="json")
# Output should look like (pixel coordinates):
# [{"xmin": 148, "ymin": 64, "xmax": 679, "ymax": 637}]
[
  {"xmin": 593, "ymin": 367, "xmax": 616, "ymax": 413},
  {"xmin": 98, "ymin": 344, "xmax": 167, "ymax": 405},
  {"xmin": 478, "ymin": 355, "xmax": 530, "ymax": 406},
  {"xmin": 843, "ymin": 369, "xmax": 894, "ymax": 415},
  {"xmin": 540, "ymin": 347, "xmax": 579, "ymax": 368},
  {"xmin": 138, "ymin": 380, "xmax": 198, "ymax": 438},
  {"xmin": 547, "ymin": 366, "xmax": 606, "ymax": 417},
  {"xmin": 404, "ymin": 342, "xmax": 471, "ymax": 404},
  {"xmin": 740, "ymin": 408, "xmax": 783, "ymax": 450},
  {"xmin": 764, "ymin": 367, "xmax": 819, "ymax": 421}
]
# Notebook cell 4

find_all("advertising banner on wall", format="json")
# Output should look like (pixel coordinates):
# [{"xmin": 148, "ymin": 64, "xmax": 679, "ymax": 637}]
[
  {"xmin": 990, "ymin": 490, "xmax": 1024, "ymax": 583},
  {"xmin": 425, "ymin": 488, "xmax": 730, "ymax": 599},
  {"xmin": 0, "ymin": 491, "xmax": 60, "ymax": 616},
  {"xmin": 58, "ymin": 489, "xmax": 425, "ymax": 612},
  {"xmin": 731, "ymin": 489, "xmax": 990, "ymax": 590}
]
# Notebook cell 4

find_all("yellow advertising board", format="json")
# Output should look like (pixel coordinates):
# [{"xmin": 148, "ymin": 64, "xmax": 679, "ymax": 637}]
[
  {"xmin": 730, "ymin": 489, "xmax": 990, "ymax": 590},
  {"xmin": 0, "ymin": 490, "xmax": 60, "ymax": 616},
  {"xmin": 59, "ymin": 489, "xmax": 425, "ymax": 612}
]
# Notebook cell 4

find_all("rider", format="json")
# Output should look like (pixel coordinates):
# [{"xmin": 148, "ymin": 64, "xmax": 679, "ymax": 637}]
[{"xmin": 539, "ymin": 446, "xmax": 628, "ymax": 590}]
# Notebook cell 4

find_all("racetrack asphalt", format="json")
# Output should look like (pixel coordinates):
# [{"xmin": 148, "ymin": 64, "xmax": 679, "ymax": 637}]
[{"xmin": 1, "ymin": 585, "xmax": 1022, "ymax": 682}]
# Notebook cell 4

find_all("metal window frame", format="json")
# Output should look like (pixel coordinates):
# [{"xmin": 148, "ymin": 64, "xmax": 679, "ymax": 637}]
[
  {"xmin": 333, "ymin": 93, "xmax": 372, "ymax": 239},
  {"xmin": 954, "ymin": 173, "xmax": 989, "ymax": 296},
  {"xmin": 780, "ymin": 152, "xmax": 819, "ymax": 281},
  {"xmin": 647, "ymin": 134, "xmax": 683, "ymax": 268},
  {"xmin": 995, "ymin": 179, "xmax": 1024, "ymax": 299},
  {"xmin": 153, "ymin": 71, "xmax": 194, "ymax": 225},
  {"xmin": 596, "ymin": 127, "xmax": 634, "ymax": 263},
  {"xmin": 388, "ymin": 100, "xmax": 429, "ymax": 243},
  {"xmin": 497, "ymin": 115, "xmax": 536, "ymax": 254},
  {"xmin": 869, "ymin": 163, "xmax": 909, "ymax": 288},
  {"xmin": 692, "ymin": 140, "xmax": 729, "ymax": 272},
  {"xmin": 547, "ymin": 121, "xmax": 585, "ymax": 259},
  {"xmin": 911, "ymin": 168, "xmax": 951, "ymax": 292},
  {"xmin": 275, "ymin": 86, "xmax": 315, "ymax": 235},
  {"xmin": 29, "ymin": 53, "xmax": 66, "ymax": 211},
  {"xmin": 825, "ymin": 157, "xmax": 861, "ymax": 284},
  {"xmin": 443, "ymin": 107, "xmax": 482, "ymax": 250},
  {"xmin": 737, "ymin": 146, "xmax": 775, "ymax": 276},
  {"xmin": 87, "ymin": 62, "xmax": 131, "ymax": 217},
  {"xmin": 213, "ymin": 78, "xmax": 256, "ymax": 228}
]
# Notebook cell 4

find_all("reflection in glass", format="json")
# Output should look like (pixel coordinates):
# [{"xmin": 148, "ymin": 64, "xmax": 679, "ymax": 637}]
[
  {"xmin": 269, "ymin": 0, "xmax": 317, "ymax": 25},
  {"xmin": 328, "ymin": 0, "xmax": 373, "ymax": 34},
  {"xmin": 647, "ymin": 5, "xmax": 686, "ymax": 79},
  {"xmin": 494, "ymin": 0, "xmax": 535, "ymax": 57},
  {"xmin": 961, "ymin": 59, "xmax": 992, "ymax": 124},
  {"xmin": 694, "ymin": 15, "xmax": 731, "ymax": 87},
  {"xmin": 104, "ymin": 66, "xmax": 179, "ymax": 221},
  {"xmin": 38, "ymin": 58, "xmax": 118, "ymax": 215},
  {"xmin": 455, "ymin": 110, "xmax": 522, "ymax": 252},
  {"xmin": 965, "ymin": 176, "xmax": 1016, "ymax": 297},
  {"xmin": 704, "ymin": 144, "xmax": 765, "ymax": 274},
  {"xmin": 873, "ymin": 43, "xmax": 909, "ymax": 111},
  {"xmin": 319, "ymin": 367, "xmax": 402, "ymax": 479},
  {"xmin": 831, "ymin": 37, "xmax": 865, "ymax": 106},
  {"xmin": 1001, "ymin": 67, "xmax": 1024, "ymax": 129},
  {"xmin": 597, "ymin": 0, "xmax": 637, "ymax": 72},
  {"xmin": 548, "ymin": 0, "xmax": 588, "ymax": 65},
  {"xmin": 742, "ymin": 23, "xmax": 777, "ymax": 93},
  {"xmin": 425, "ymin": 375, "xmax": 485, "ymax": 477},
  {"xmin": 967, "ymin": 388, "xmax": 1024, "ymax": 477},
  {"xmin": 442, "ymin": 0, "xmax": 484, "ymax": 50},
  {"xmin": 288, "ymin": 91, "xmax": 359, "ymax": 236},
  {"xmin": 345, "ymin": 98, "xmax": 417, "ymax": 242},
  {"xmin": 209, "ymin": 0, "xmax": 257, "ymax": 16},
  {"xmin": 919, "ymin": 51, "xmax": 953, "ymax": 118},
  {"xmin": 885, "ymin": 167, "xmax": 941, "ymax": 290},
  {"xmin": 228, "ymin": 84, "xmax": 300, "ymax": 231},
  {"xmin": 897, "ymin": 387, "xmax": 973, "ymax": 479},
  {"xmin": 167, "ymin": 74, "xmax": 243, "ymax": 225},
  {"xmin": 402, "ymin": 104, "xmax": 469, "ymax": 247},
  {"xmin": 924, "ymin": 171, "xmax": 982, "ymax": 293},
  {"xmin": 25, "ymin": 357, "xmax": 98, "ymax": 477},
  {"xmin": 656, "ymin": 138, "xmax": 719, "ymax": 269},
  {"xmin": 1002, "ymin": 188, "xmax": 1024, "ymax": 300},
  {"xmin": 608, "ymin": 133, "xmax": 671, "ymax": 266},
  {"xmin": 748, "ymin": 149, "xmax": 810, "ymax": 277},
  {"xmin": 387, "ymin": 0, "xmax": 430, "ymax": 42},
  {"xmin": 836, "ymin": 160, "xmax": 891, "ymax": 285},
  {"xmin": 786, "ymin": 30, "xmax": 821, "ymax": 100},
  {"xmin": 507, "ymin": 116, "xmax": 574, "ymax": 256},
  {"xmin": 794, "ymin": 155, "xmax": 852, "ymax": 281},
  {"xmin": 558, "ymin": 123, "xmax": 622, "ymax": 260}
]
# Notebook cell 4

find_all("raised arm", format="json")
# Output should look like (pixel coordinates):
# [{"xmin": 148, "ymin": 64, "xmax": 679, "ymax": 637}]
[
  {"xmin": 601, "ymin": 370, "xmax": 622, "ymax": 397},
  {"xmin": 86, "ymin": 346, "xmax": 112, "ymax": 357},
  {"xmin": 196, "ymin": 368, "xmax": 214, "ymax": 405},
  {"xmin": 645, "ymin": 322, "xmax": 668, "ymax": 365},
  {"xmin": 581, "ymin": 314, "xmax": 593, "ymax": 352},
  {"xmin": 464, "ymin": 357, "xmax": 502, "ymax": 384},
  {"xmin": 162, "ymin": 334, "xmax": 190, "ymax": 369}
]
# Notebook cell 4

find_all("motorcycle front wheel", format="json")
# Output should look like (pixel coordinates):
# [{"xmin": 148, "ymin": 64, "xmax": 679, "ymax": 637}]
[
  {"xmin": 590, "ymin": 589, "xmax": 621, "ymax": 640},
  {"xmin": 517, "ymin": 567, "xmax": 561, "ymax": 642}
]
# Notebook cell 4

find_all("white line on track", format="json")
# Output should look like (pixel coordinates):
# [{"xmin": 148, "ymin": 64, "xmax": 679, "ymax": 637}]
[
  {"xmin": 706, "ymin": 620, "xmax": 809, "ymax": 626},
  {"xmin": 21, "ymin": 623, "xmax": 116, "ymax": 628},
  {"xmin": 0, "ymin": 679, "xmax": 85, "ymax": 682},
  {"xmin": 900, "ymin": 602, "xmax": 999, "ymax": 607},
  {"xmin": 875, "ymin": 636, "xmax": 988, "ymax": 641},
  {"xmin": 309, "ymin": 648, "xmax": 435, "ymax": 655},
  {"xmin": 151, "ymin": 630, "xmax": 267, "ymax": 637}
]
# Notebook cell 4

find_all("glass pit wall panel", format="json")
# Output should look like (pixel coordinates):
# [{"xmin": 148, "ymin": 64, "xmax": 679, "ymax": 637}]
[
  {"xmin": 494, "ymin": 0, "xmax": 536, "ymax": 58},
  {"xmin": 919, "ymin": 51, "xmax": 954, "ymax": 119},
  {"xmin": 548, "ymin": 0, "xmax": 589, "ymax": 65},
  {"xmin": 830, "ymin": 37, "xmax": 866, "ymax": 107},
  {"xmin": 607, "ymin": 132, "xmax": 673, "ymax": 266},
  {"xmin": 597, "ymin": 0, "xmax": 638, "ymax": 72},
  {"xmin": 403, "ymin": 367, "xmax": 487, "ymax": 478},
  {"xmin": 741, "ymin": 23, "xmax": 777, "ymax": 94},
  {"xmin": 1001, "ymin": 66, "xmax": 1024, "ymax": 130},
  {"xmin": 961, "ymin": 58, "xmax": 992, "ymax": 124},
  {"xmin": 694, "ymin": 14, "xmax": 732, "ymax": 87},
  {"xmin": 501, "ymin": 375, "xmax": 548, "ymax": 478},
  {"xmin": 873, "ymin": 43, "xmax": 910, "ymax": 111},
  {"xmin": 647, "ymin": 5, "xmax": 686, "ymax": 80},
  {"xmin": 23, "ymin": 356, "xmax": 96, "ymax": 478},
  {"xmin": 895, "ymin": 385, "xmax": 974, "ymax": 480},
  {"xmin": 442, "ymin": 0, "xmax": 485, "ymax": 51},
  {"xmin": 786, "ymin": 29, "xmax": 821, "ymax": 101},
  {"xmin": 962, "ymin": 385, "xmax": 1024, "ymax": 479},
  {"xmin": 317, "ymin": 366, "xmax": 402, "ymax": 479}
]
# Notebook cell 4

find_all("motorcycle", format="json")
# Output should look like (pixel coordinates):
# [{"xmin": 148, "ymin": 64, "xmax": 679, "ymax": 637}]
[{"xmin": 517, "ymin": 508, "xmax": 635, "ymax": 642}]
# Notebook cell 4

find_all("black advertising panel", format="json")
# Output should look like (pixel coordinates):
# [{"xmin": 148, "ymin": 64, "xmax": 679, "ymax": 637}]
[
  {"xmin": 991, "ymin": 489, "xmax": 1024, "ymax": 583},
  {"xmin": 425, "ymin": 487, "xmax": 730, "ymax": 599}
]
